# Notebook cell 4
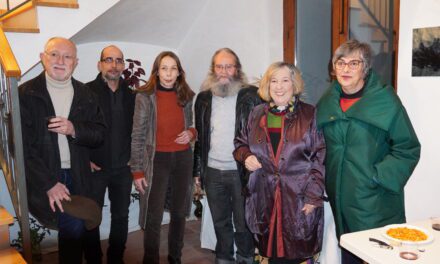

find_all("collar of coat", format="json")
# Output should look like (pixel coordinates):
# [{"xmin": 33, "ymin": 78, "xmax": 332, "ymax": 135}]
[
  {"xmin": 94, "ymin": 73, "xmax": 128, "ymax": 92},
  {"xmin": 316, "ymin": 70, "xmax": 402, "ymax": 132},
  {"xmin": 20, "ymin": 72, "xmax": 87, "ymax": 117}
]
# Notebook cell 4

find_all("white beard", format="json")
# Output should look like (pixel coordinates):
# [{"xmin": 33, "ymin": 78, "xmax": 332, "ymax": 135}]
[{"xmin": 201, "ymin": 75, "xmax": 244, "ymax": 97}]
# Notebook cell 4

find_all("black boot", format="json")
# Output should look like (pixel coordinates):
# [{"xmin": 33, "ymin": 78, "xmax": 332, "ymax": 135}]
[{"xmin": 167, "ymin": 255, "xmax": 181, "ymax": 264}]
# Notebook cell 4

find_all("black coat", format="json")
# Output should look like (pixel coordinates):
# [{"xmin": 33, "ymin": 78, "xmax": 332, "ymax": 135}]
[
  {"xmin": 193, "ymin": 85, "xmax": 262, "ymax": 187},
  {"xmin": 86, "ymin": 74, "xmax": 135, "ymax": 169},
  {"xmin": 19, "ymin": 72, "xmax": 106, "ymax": 229}
]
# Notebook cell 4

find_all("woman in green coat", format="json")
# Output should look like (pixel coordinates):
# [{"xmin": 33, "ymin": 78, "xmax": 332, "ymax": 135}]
[{"xmin": 316, "ymin": 40, "xmax": 420, "ymax": 264}]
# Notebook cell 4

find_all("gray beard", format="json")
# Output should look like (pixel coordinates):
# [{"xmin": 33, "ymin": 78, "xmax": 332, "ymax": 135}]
[{"xmin": 201, "ymin": 75, "xmax": 244, "ymax": 97}]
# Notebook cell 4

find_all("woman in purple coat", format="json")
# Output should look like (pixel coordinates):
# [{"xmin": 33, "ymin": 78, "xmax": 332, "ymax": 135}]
[{"xmin": 234, "ymin": 62, "xmax": 326, "ymax": 264}]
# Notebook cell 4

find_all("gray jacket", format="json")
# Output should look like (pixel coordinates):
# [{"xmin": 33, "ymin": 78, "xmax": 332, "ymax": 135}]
[{"xmin": 130, "ymin": 91, "xmax": 194, "ymax": 228}]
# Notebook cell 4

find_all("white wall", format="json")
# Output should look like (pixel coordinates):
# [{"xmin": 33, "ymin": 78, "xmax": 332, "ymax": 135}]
[
  {"xmin": 398, "ymin": 0, "xmax": 440, "ymax": 221},
  {"xmin": 178, "ymin": 0, "xmax": 283, "ymax": 91}
]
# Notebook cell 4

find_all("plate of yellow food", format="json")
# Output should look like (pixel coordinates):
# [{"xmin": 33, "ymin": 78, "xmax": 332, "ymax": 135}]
[{"xmin": 382, "ymin": 224, "xmax": 434, "ymax": 245}]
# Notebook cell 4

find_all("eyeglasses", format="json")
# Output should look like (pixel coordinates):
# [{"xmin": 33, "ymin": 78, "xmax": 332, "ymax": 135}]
[
  {"xmin": 334, "ymin": 60, "xmax": 363, "ymax": 70},
  {"xmin": 44, "ymin": 51, "xmax": 75, "ymax": 62},
  {"xmin": 101, "ymin": 57, "xmax": 125, "ymax": 65},
  {"xmin": 214, "ymin": 64, "xmax": 236, "ymax": 72}
]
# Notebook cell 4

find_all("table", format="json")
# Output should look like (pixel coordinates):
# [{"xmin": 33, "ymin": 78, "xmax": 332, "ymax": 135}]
[{"xmin": 340, "ymin": 220, "xmax": 440, "ymax": 264}]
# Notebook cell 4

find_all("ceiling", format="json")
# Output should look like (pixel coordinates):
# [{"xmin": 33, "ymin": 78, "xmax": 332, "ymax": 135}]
[{"xmin": 72, "ymin": 0, "xmax": 207, "ymax": 49}]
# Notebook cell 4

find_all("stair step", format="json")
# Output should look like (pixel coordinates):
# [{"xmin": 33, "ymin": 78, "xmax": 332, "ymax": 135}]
[
  {"xmin": 0, "ymin": 6, "xmax": 39, "ymax": 33},
  {"xmin": 0, "ymin": 206, "xmax": 13, "ymax": 251},
  {"xmin": 0, "ymin": 248, "xmax": 26, "ymax": 264},
  {"xmin": 0, "ymin": 206, "xmax": 13, "ymax": 226},
  {"xmin": 0, "ymin": 1, "xmax": 39, "ymax": 33},
  {"xmin": 36, "ymin": 0, "xmax": 79, "ymax": 9}
]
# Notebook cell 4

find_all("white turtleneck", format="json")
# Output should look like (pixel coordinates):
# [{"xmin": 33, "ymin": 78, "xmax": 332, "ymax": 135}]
[{"xmin": 45, "ymin": 73, "xmax": 74, "ymax": 169}]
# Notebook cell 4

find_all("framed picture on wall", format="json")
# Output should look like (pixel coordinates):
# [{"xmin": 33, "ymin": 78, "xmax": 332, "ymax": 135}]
[{"xmin": 412, "ymin": 26, "xmax": 440, "ymax": 76}]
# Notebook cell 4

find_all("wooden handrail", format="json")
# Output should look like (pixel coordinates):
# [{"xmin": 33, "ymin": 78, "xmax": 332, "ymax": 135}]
[
  {"xmin": 0, "ymin": 27, "xmax": 21, "ymax": 77},
  {"xmin": 0, "ymin": 1, "xmax": 33, "ymax": 22}
]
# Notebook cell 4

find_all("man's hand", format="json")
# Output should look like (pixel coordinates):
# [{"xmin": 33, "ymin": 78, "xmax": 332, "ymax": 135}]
[
  {"xmin": 175, "ymin": 130, "xmax": 194, "ymax": 145},
  {"xmin": 90, "ymin": 162, "xmax": 102, "ymax": 172},
  {"xmin": 47, "ymin": 182, "xmax": 71, "ymax": 212},
  {"xmin": 134, "ymin": 177, "xmax": 148, "ymax": 195},
  {"xmin": 302, "ymin": 203, "xmax": 316, "ymax": 215},
  {"xmin": 48, "ymin": 116, "xmax": 76, "ymax": 137},
  {"xmin": 244, "ymin": 155, "xmax": 262, "ymax": 172}
]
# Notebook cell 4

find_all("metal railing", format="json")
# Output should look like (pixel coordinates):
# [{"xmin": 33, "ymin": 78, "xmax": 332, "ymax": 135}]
[{"xmin": 0, "ymin": 27, "xmax": 31, "ymax": 263}]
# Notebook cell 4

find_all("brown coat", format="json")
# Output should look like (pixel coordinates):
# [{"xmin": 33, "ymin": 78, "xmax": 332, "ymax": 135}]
[{"xmin": 130, "ymin": 91, "xmax": 194, "ymax": 228}]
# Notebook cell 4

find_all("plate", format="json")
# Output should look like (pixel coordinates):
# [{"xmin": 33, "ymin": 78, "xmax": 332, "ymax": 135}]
[{"xmin": 381, "ymin": 224, "xmax": 434, "ymax": 245}]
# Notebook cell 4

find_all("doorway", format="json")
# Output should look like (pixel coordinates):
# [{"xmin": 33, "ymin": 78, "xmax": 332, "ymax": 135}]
[{"xmin": 284, "ymin": 0, "xmax": 400, "ymax": 104}]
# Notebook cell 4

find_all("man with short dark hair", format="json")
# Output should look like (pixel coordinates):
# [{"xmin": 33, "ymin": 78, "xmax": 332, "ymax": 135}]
[
  {"xmin": 19, "ymin": 37, "xmax": 106, "ymax": 263},
  {"xmin": 84, "ymin": 45, "xmax": 135, "ymax": 264},
  {"xmin": 194, "ymin": 48, "xmax": 261, "ymax": 264}
]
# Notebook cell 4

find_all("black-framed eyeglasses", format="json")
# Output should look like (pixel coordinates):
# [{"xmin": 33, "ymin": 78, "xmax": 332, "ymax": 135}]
[
  {"xmin": 334, "ymin": 60, "xmax": 363, "ymax": 70},
  {"xmin": 101, "ymin": 57, "xmax": 125, "ymax": 65}
]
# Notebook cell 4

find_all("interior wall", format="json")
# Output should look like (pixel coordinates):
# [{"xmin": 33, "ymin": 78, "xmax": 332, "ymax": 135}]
[
  {"xmin": 398, "ymin": 0, "xmax": 440, "ymax": 221},
  {"xmin": 178, "ymin": 0, "xmax": 283, "ymax": 92}
]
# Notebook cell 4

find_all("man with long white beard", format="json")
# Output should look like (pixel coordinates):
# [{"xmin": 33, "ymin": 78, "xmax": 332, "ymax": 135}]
[{"xmin": 194, "ymin": 48, "xmax": 261, "ymax": 264}]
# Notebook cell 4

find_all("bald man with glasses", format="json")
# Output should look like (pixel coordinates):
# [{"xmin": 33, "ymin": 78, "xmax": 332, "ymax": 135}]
[
  {"xmin": 19, "ymin": 37, "xmax": 106, "ymax": 263},
  {"xmin": 84, "ymin": 45, "xmax": 136, "ymax": 264}
]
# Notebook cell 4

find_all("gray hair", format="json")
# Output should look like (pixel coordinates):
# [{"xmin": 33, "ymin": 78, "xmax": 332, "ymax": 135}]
[{"xmin": 332, "ymin": 39, "xmax": 372, "ymax": 76}]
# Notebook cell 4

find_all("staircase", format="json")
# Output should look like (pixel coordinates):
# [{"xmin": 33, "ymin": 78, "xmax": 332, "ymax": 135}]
[
  {"xmin": 0, "ymin": 206, "xmax": 25, "ymax": 263},
  {"xmin": 0, "ymin": 0, "xmax": 79, "ymax": 33},
  {"xmin": 2, "ymin": 0, "xmax": 119, "ymax": 74}
]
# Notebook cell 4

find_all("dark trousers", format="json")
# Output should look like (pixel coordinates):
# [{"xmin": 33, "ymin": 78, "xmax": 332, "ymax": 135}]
[
  {"xmin": 84, "ymin": 166, "xmax": 133, "ymax": 264},
  {"xmin": 268, "ymin": 258, "xmax": 310, "ymax": 264},
  {"xmin": 341, "ymin": 218, "xmax": 364, "ymax": 264},
  {"xmin": 341, "ymin": 248, "xmax": 363, "ymax": 264},
  {"xmin": 57, "ymin": 169, "xmax": 85, "ymax": 264},
  {"xmin": 205, "ymin": 167, "xmax": 254, "ymax": 264},
  {"xmin": 143, "ymin": 150, "xmax": 193, "ymax": 264}
]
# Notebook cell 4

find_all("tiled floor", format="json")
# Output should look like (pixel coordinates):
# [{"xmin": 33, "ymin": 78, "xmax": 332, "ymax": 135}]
[{"xmin": 40, "ymin": 219, "xmax": 215, "ymax": 263}]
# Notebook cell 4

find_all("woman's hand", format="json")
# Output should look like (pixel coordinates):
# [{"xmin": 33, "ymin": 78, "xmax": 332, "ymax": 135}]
[
  {"xmin": 244, "ymin": 155, "xmax": 262, "ymax": 172},
  {"xmin": 134, "ymin": 177, "xmax": 148, "ymax": 195},
  {"xmin": 175, "ymin": 130, "xmax": 194, "ymax": 144},
  {"xmin": 302, "ymin": 203, "xmax": 316, "ymax": 215}
]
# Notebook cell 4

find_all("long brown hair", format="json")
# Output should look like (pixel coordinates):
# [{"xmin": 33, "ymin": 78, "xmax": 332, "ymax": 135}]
[{"xmin": 137, "ymin": 51, "xmax": 194, "ymax": 106}]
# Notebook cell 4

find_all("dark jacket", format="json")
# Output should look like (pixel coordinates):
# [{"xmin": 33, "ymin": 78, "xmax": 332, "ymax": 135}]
[
  {"xmin": 87, "ymin": 74, "xmax": 135, "ymax": 169},
  {"xmin": 193, "ymin": 86, "xmax": 262, "ymax": 187},
  {"xmin": 234, "ymin": 102, "xmax": 326, "ymax": 260},
  {"xmin": 19, "ymin": 72, "xmax": 106, "ymax": 229},
  {"xmin": 317, "ymin": 71, "xmax": 421, "ymax": 238}
]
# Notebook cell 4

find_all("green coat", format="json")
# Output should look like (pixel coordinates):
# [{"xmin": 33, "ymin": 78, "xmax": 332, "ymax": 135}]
[{"xmin": 316, "ymin": 71, "xmax": 420, "ymax": 238}]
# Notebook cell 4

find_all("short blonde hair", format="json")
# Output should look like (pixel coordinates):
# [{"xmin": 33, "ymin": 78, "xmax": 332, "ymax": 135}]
[{"xmin": 258, "ymin": 62, "xmax": 304, "ymax": 102}]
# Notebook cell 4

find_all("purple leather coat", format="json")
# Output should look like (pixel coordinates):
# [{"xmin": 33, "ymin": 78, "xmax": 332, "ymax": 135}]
[{"xmin": 234, "ymin": 102, "xmax": 325, "ymax": 259}]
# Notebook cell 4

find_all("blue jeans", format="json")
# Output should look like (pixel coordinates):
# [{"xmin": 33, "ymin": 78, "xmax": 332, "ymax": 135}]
[
  {"xmin": 205, "ymin": 167, "xmax": 254, "ymax": 264},
  {"xmin": 84, "ymin": 166, "xmax": 133, "ymax": 264},
  {"xmin": 57, "ymin": 169, "xmax": 85, "ymax": 264}
]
